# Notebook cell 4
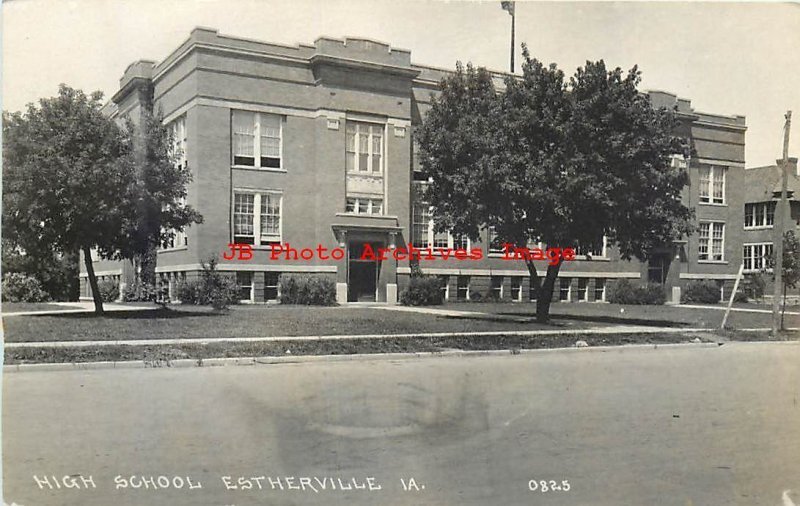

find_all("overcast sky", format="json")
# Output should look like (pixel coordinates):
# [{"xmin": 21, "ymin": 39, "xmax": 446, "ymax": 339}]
[{"xmin": 3, "ymin": 0, "xmax": 799, "ymax": 167}]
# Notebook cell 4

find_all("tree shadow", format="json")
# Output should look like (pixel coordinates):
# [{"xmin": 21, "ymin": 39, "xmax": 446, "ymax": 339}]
[
  {"xmin": 35, "ymin": 307, "xmax": 222, "ymax": 320},
  {"xmin": 498, "ymin": 311, "xmax": 689, "ymax": 328}
]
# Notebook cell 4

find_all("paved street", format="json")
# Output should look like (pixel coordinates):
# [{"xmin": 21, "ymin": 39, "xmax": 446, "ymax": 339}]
[{"xmin": 3, "ymin": 343, "xmax": 800, "ymax": 506}]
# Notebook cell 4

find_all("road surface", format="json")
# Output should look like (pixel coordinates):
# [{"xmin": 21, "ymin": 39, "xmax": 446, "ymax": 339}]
[{"xmin": 3, "ymin": 343, "xmax": 800, "ymax": 505}]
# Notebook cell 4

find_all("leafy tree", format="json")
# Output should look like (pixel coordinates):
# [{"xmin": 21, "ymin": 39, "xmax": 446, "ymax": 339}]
[
  {"xmin": 117, "ymin": 103, "xmax": 202, "ymax": 294},
  {"xmin": 766, "ymin": 230, "xmax": 800, "ymax": 328},
  {"xmin": 3, "ymin": 85, "xmax": 135, "ymax": 314},
  {"xmin": 417, "ymin": 48, "xmax": 693, "ymax": 322}
]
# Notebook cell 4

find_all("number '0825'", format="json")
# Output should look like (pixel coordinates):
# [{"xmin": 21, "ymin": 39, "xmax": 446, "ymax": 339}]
[{"xmin": 528, "ymin": 479, "xmax": 570, "ymax": 492}]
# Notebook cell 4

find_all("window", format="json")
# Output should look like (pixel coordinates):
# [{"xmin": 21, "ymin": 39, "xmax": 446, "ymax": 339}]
[
  {"xmin": 577, "ymin": 278, "xmax": 588, "ymax": 301},
  {"xmin": 412, "ymin": 203, "xmax": 470, "ymax": 251},
  {"xmin": 265, "ymin": 272, "xmax": 280, "ymax": 301},
  {"xmin": 744, "ymin": 202, "xmax": 776, "ymax": 228},
  {"xmin": 698, "ymin": 221, "xmax": 725, "ymax": 261},
  {"xmin": 559, "ymin": 278, "xmax": 572, "ymax": 301},
  {"xmin": 346, "ymin": 121, "xmax": 383, "ymax": 173},
  {"xmin": 346, "ymin": 197, "xmax": 383, "ymax": 215},
  {"xmin": 574, "ymin": 236, "xmax": 608, "ymax": 258},
  {"xmin": 232, "ymin": 110, "xmax": 282, "ymax": 169},
  {"xmin": 743, "ymin": 243, "xmax": 773, "ymax": 272},
  {"xmin": 698, "ymin": 166, "xmax": 726, "ymax": 204},
  {"xmin": 594, "ymin": 279, "xmax": 606, "ymax": 302},
  {"xmin": 457, "ymin": 276, "xmax": 470, "ymax": 301},
  {"xmin": 233, "ymin": 191, "xmax": 282, "ymax": 246},
  {"xmin": 171, "ymin": 115, "xmax": 187, "ymax": 169},
  {"xmin": 490, "ymin": 276, "xmax": 503, "ymax": 299},
  {"xmin": 438, "ymin": 275, "xmax": 449, "ymax": 301},
  {"xmin": 412, "ymin": 204, "xmax": 431, "ymax": 248},
  {"xmin": 510, "ymin": 277, "xmax": 523, "ymax": 301},
  {"xmin": 237, "ymin": 272, "xmax": 253, "ymax": 302},
  {"xmin": 488, "ymin": 226, "xmax": 505, "ymax": 255}
]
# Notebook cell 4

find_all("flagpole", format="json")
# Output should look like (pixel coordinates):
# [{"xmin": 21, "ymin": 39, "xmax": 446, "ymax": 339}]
[{"xmin": 501, "ymin": 1, "xmax": 516, "ymax": 73}]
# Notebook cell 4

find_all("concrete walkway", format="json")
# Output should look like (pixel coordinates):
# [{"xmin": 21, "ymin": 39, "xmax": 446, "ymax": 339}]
[
  {"xmin": 680, "ymin": 304, "xmax": 800, "ymax": 316},
  {"xmin": 2, "ymin": 302, "xmax": 155, "ymax": 317}
]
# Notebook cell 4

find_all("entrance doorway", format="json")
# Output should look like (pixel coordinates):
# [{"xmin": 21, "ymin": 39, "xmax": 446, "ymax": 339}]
[{"xmin": 348, "ymin": 241, "xmax": 382, "ymax": 302}]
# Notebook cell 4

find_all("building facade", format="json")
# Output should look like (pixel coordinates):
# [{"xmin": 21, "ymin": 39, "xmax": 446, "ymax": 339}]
[{"xmin": 80, "ymin": 28, "xmax": 749, "ymax": 304}]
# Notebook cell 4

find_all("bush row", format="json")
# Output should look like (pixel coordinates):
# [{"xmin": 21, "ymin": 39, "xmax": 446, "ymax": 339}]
[{"xmin": 606, "ymin": 279, "xmax": 666, "ymax": 305}]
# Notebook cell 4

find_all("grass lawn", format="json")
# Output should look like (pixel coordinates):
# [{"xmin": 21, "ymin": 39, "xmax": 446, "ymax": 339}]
[
  {"xmin": 3, "ymin": 304, "xmax": 606, "ymax": 343},
  {"xmin": 4, "ymin": 331, "xmax": 719, "ymax": 365},
  {"xmin": 1, "ymin": 302, "xmax": 78, "ymax": 313}
]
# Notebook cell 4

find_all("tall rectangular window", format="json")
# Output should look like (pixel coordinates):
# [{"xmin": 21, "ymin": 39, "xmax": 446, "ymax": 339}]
[
  {"xmin": 490, "ymin": 276, "xmax": 503, "ymax": 299},
  {"xmin": 346, "ymin": 121, "xmax": 383, "ymax": 173},
  {"xmin": 171, "ymin": 115, "xmax": 187, "ymax": 169},
  {"xmin": 457, "ymin": 276, "xmax": 470, "ymax": 301},
  {"xmin": 510, "ymin": 277, "xmax": 522, "ymax": 301},
  {"xmin": 233, "ymin": 191, "xmax": 282, "ymax": 246},
  {"xmin": 594, "ymin": 279, "xmax": 606, "ymax": 302},
  {"xmin": 438, "ymin": 275, "xmax": 449, "ymax": 301},
  {"xmin": 412, "ymin": 204, "xmax": 431, "ymax": 248},
  {"xmin": 559, "ymin": 278, "xmax": 572, "ymax": 301},
  {"xmin": 232, "ymin": 110, "xmax": 282, "ymax": 169},
  {"xmin": 698, "ymin": 221, "xmax": 725, "ymax": 261},
  {"xmin": 698, "ymin": 166, "xmax": 726, "ymax": 204},
  {"xmin": 236, "ymin": 272, "xmax": 253, "ymax": 302},
  {"xmin": 264, "ymin": 272, "xmax": 280, "ymax": 301},
  {"xmin": 577, "ymin": 278, "xmax": 588, "ymax": 301}
]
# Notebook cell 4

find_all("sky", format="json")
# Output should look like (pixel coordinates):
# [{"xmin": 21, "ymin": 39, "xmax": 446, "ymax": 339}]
[{"xmin": 2, "ymin": 0, "xmax": 799, "ymax": 168}]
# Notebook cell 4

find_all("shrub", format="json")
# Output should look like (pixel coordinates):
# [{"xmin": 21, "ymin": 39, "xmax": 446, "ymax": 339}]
[
  {"xmin": 197, "ymin": 258, "xmax": 241, "ymax": 310},
  {"xmin": 279, "ymin": 274, "xmax": 337, "ymax": 305},
  {"xmin": 97, "ymin": 279, "xmax": 120, "ymax": 302},
  {"xmin": 743, "ymin": 272, "xmax": 766, "ymax": 301},
  {"xmin": 607, "ymin": 279, "xmax": 666, "ymax": 305},
  {"xmin": 681, "ymin": 281, "xmax": 721, "ymax": 304},
  {"xmin": 1, "ymin": 273, "xmax": 50, "ymax": 302},
  {"xmin": 122, "ymin": 281, "xmax": 158, "ymax": 302},
  {"xmin": 733, "ymin": 291, "xmax": 748, "ymax": 303},
  {"xmin": 176, "ymin": 279, "xmax": 201, "ymax": 304},
  {"xmin": 400, "ymin": 276, "xmax": 443, "ymax": 306}
]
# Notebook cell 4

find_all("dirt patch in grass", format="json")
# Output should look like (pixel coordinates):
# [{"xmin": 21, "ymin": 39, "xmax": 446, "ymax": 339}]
[{"xmin": 4, "ymin": 332, "xmax": 732, "ymax": 365}]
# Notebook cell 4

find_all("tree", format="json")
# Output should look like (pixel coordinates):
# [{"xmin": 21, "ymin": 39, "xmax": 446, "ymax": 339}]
[
  {"xmin": 117, "ymin": 103, "xmax": 202, "ymax": 296},
  {"xmin": 767, "ymin": 230, "xmax": 800, "ymax": 329},
  {"xmin": 417, "ymin": 48, "xmax": 693, "ymax": 322},
  {"xmin": 3, "ymin": 85, "xmax": 136, "ymax": 314}
]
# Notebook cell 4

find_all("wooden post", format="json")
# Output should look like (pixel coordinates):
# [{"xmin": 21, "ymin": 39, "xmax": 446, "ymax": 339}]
[
  {"xmin": 772, "ymin": 111, "xmax": 792, "ymax": 335},
  {"xmin": 721, "ymin": 263, "xmax": 744, "ymax": 330}
]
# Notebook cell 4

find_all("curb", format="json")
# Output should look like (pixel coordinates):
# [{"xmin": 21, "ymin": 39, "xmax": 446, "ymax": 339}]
[{"xmin": 2, "ymin": 341, "xmax": 729, "ymax": 373}]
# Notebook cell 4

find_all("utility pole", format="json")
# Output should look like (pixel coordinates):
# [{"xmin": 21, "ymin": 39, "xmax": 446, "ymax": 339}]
[
  {"xmin": 501, "ymin": 1, "xmax": 515, "ymax": 73},
  {"xmin": 772, "ymin": 110, "xmax": 792, "ymax": 335}
]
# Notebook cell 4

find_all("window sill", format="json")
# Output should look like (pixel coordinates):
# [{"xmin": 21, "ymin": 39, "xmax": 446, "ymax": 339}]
[
  {"xmin": 159, "ymin": 246, "xmax": 188, "ymax": 253},
  {"xmin": 336, "ymin": 212, "xmax": 396, "ymax": 218},
  {"xmin": 346, "ymin": 171, "xmax": 383, "ymax": 177},
  {"xmin": 697, "ymin": 260, "xmax": 728, "ymax": 264},
  {"xmin": 231, "ymin": 165, "xmax": 287, "ymax": 173},
  {"xmin": 744, "ymin": 225, "xmax": 774, "ymax": 231},
  {"xmin": 698, "ymin": 202, "xmax": 727, "ymax": 207}
]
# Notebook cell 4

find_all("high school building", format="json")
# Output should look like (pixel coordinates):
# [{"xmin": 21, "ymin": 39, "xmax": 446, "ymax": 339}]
[{"xmin": 81, "ymin": 27, "xmax": 753, "ymax": 304}]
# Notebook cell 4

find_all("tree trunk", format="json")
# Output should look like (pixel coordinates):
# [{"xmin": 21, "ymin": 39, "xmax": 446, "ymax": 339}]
[
  {"xmin": 536, "ymin": 261, "xmax": 563, "ymax": 323},
  {"xmin": 82, "ymin": 246, "xmax": 104, "ymax": 316}
]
